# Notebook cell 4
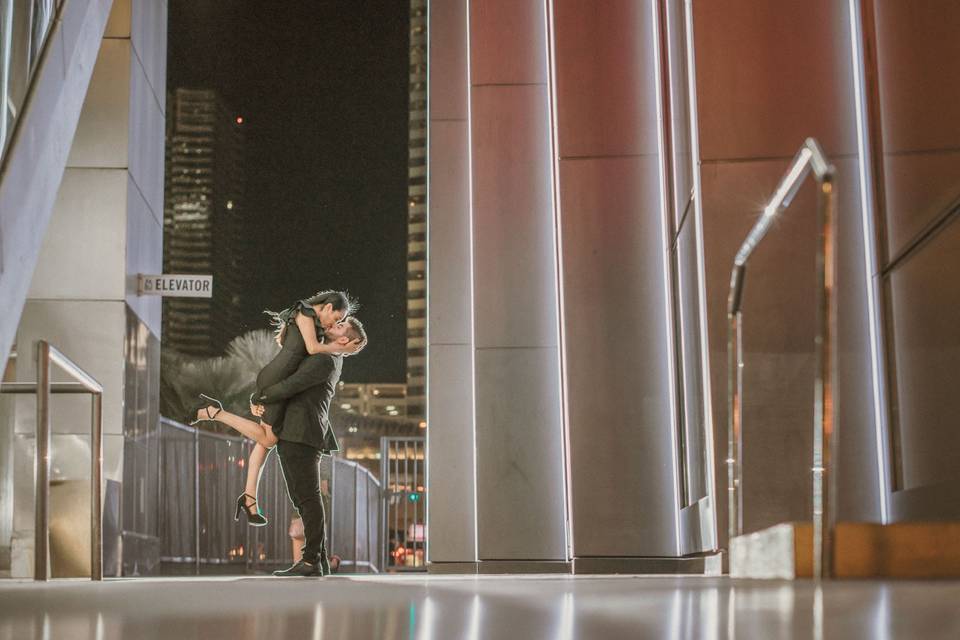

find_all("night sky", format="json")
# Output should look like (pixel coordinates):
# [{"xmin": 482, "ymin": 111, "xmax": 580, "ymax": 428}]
[{"xmin": 167, "ymin": 1, "xmax": 410, "ymax": 383}]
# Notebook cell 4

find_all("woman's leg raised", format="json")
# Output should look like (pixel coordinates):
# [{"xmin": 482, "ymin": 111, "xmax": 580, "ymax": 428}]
[{"xmin": 201, "ymin": 408, "xmax": 278, "ymax": 448}]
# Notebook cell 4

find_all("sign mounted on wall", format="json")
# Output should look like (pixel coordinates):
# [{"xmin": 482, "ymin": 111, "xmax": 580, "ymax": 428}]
[{"xmin": 138, "ymin": 274, "xmax": 213, "ymax": 298}]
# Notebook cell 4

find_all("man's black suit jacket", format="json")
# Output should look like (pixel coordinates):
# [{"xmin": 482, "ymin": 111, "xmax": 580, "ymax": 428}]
[{"xmin": 255, "ymin": 353, "xmax": 342, "ymax": 454}]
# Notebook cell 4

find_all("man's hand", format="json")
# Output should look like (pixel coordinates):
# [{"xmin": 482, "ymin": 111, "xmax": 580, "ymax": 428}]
[
  {"xmin": 250, "ymin": 402, "xmax": 266, "ymax": 418},
  {"xmin": 339, "ymin": 338, "xmax": 363, "ymax": 355},
  {"xmin": 326, "ymin": 338, "xmax": 363, "ymax": 355}
]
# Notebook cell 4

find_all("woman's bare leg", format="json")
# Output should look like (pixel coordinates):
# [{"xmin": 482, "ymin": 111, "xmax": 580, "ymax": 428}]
[
  {"xmin": 200, "ymin": 407, "xmax": 278, "ymax": 448},
  {"xmin": 240, "ymin": 443, "xmax": 272, "ymax": 512}
]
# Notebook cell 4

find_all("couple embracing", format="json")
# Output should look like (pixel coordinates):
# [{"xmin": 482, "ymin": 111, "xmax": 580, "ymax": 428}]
[{"xmin": 191, "ymin": 290, "xmax": 367, "ymax": 577}]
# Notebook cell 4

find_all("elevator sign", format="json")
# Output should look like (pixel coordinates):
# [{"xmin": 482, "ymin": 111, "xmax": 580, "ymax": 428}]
[{"xmin": 138, "ymin": 274, "xmax": 213, "ymax": 298}]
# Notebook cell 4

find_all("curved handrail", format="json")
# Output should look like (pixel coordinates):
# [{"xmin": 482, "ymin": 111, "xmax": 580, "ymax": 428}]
[{"xmin": 726, "ymin": 138, "xmax": 837, "ymax": 579}]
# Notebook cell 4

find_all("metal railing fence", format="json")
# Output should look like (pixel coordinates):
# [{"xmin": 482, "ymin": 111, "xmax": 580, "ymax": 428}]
[
  {"xmin": 159, "ymin": 417, "xmax": 380, "ymax": 573},
  {"xmin": 380, "ymin": 436, "xmax": 426, "ymax": 571}
]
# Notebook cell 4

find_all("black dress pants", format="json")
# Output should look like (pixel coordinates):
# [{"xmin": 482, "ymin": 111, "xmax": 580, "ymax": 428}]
[{"xmin": 276, "ymin": 439, "xmax": 327, "ymax": 564}]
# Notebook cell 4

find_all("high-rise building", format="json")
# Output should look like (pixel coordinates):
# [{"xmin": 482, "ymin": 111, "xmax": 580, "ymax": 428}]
[
  {"xmin": 406, "ymin": 0, "xmax": 427, "ymax": 418},
  {"xmin": 163, "ymin": 88, "xmax": 246, "ymax": 358}
]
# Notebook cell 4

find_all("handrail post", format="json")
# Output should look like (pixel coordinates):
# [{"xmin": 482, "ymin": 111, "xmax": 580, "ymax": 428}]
[
  {"xmin": 34, "ymin": 342, "xmax": 51, "ymax": 581},
  {"xmin": 194, "ymin": 426, "xmax": 200, "ymax": 576},
  {"xmin": 90, "ymin": 392, "xmax": 103, "ymax": 580},
  {"xmin": 812, "ymin": 176, "xmax": 837, "ymax": 579}
]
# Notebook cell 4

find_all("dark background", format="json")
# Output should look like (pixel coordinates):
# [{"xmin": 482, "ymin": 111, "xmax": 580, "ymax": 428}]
[{"xmin": 167, "ymin": 0, "xmax": 410, "ymax": 383}]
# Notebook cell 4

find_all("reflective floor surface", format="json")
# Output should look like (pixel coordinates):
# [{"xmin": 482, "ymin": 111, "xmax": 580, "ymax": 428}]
[{"xmin": 1, "ymin": 574, "xmax": 959, "ymax": 639}]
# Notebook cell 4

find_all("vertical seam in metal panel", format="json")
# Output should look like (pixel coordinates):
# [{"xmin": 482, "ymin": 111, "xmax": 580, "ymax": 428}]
[
  {"xmin": 544, "ymin": 0, "xmax": 573, "ymax": 562},
  {"xmin": 465, "ymin": 0, "xmax": 480, "ymax": 563}
]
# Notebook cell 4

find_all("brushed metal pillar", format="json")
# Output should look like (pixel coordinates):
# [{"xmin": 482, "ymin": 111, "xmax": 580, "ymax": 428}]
[
  {"xmin": 468, "ymin": 0, "xmax": 567, "ymax": 562},
  {"xmin": 426, "ymin": 0, "xmax": 478, "ymax": 566},
  {"xmin": 550, "ymin": 0, "xmax": 685, "ymax": 558}
]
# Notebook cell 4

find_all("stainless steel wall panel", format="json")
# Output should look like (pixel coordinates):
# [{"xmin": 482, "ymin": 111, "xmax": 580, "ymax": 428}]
[
  {"xmin": 429, "ymin": 0, "xmax": 468, "ymax": 121},
  {"xmin": 66, "ymin": 39, "xmax": 131, "ymax": 169},
  {"xmin": 664, "ymin": 0, "xmax": 694, "ymax": 226},
  {"xmin": 427, "ymin": 0, "xmax": 477, "ymax": 565},
  {"xmin": 28, "ymin": 169, "xmax": 128, "ymax": 301},
  {"xmin": 470, "ymin": 84, "xmax": 558, "ymax": 350},
  {"xmin": 14, "ymin": 301, "xmax": 126, "ymax": 437},
  {"xmin": 886, "ymin": 218, "xmax": 960, "ymax": 492},
  {"xmin": 130, "ymin": 0, "xmax": 167, "ymax": 115},
  {"xmin": 427, "ymin": 121, "xmax": 471, "ymax": 346},
  {"xmin": 693, "ymin": 0, "xmax": 857, "ymax": 162},
  {"xmin": 469, "ymin": 0, "xmax": 547, "ymax": 86},
  {"xmin": 872, "ymin": 2, "xmax": 960, "ymax": 154},
  {"xmin": 127, "ymin": 42, "xmax": 165, "ymax": 221},
  {"xmin": 883, "ymin": 152, "xmax": 960, "ymax": 258},
  {"xmin": 105, "ymin": 0, "xmax": 133, "ymax": 38},
  {"xmin": 557, "ymin": 155, "xmax": 678, "ymax": 556},
  {"xmin": 468, "ymin": 0, "xmax": 567, "ymax": 561},
  {"xmin": 425, "ymin": 344, "xmax": 476, "ymax": 561},
  {"xmin": 552, "ymin": 0, "xmax": 658, "ymax": 159},
  {"xmin": 474, "ymin": 347, "xmax": 565, "ymax": 560},
  {"xmin": 677, "ymin": 218, "xmax": 708, "ymax": 505}
]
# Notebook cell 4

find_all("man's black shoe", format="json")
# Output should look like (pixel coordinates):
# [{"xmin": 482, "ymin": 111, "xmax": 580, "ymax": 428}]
[{"xmin": 273, "ymin": 560, "xmax": 321, "ymax": 577}]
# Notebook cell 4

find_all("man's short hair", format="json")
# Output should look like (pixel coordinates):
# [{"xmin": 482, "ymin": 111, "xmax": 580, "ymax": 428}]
[{"xmin": 343, "ymin": 317, "xmax": 368, "ymax": 356}]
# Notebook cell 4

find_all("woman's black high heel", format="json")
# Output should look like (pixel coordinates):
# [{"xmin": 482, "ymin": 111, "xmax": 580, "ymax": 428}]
[
  {"xmin": 235, "ymin": 493, "xmax": 268, "ymax": 526},
  {"xmin": 188, "ymin": 393, "xmax": 223, "ymax": 426}
]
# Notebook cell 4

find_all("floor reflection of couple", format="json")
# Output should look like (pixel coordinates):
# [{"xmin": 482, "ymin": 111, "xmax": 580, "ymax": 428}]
[{"xmin": 191, "ymin": 290, "xmax": 367, "ymax": 576}]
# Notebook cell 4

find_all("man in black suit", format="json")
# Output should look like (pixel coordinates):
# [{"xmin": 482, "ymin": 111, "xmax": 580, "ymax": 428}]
[{"xmin": 251, "ymin": 316, "xmax": 368, "ymax": 577}]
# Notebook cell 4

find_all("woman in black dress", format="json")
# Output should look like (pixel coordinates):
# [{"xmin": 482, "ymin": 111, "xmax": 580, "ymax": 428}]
[{"xmin": 193, "ymin": 290, "xmax": 359, "ymax": 525}]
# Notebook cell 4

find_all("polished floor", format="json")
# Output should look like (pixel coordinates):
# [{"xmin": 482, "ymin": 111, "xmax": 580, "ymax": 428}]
[{"xmin": 1, "ymin": 574, "xmax": 958, "ymax": 639}]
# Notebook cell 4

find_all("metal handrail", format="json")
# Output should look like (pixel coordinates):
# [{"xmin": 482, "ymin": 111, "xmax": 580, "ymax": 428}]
[
  {"xmin": 726, "ymin": 138, "xmax": 837, "ymax": 579},
  {"xmin": 0, "ymin": 340, "xmax": 104, "ymax": 581}
]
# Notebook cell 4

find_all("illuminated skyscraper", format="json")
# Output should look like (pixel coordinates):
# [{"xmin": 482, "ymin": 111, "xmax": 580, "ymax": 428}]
[
  {"xmin": 406, "ymin": 0, "xmax": 427, "ymax": 418},
  {"xmin": 163, "ymin": 88, "xmax": 246, "ymax": 357}
]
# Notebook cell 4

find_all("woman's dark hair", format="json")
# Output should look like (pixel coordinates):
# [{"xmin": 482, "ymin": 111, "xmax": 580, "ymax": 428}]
[{"xmin": 264, "ymin": 290, "xmax": 359, "ymax": 343}]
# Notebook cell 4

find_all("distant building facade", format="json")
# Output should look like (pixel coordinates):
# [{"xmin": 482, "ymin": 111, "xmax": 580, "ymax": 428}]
[
  {"xmin": 163, "ymin": 88, "xmax": 246, "ymax": 357},
  {"xmin": 406, "ymin": 0, "xmax": 427, "ymax": 418}
]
